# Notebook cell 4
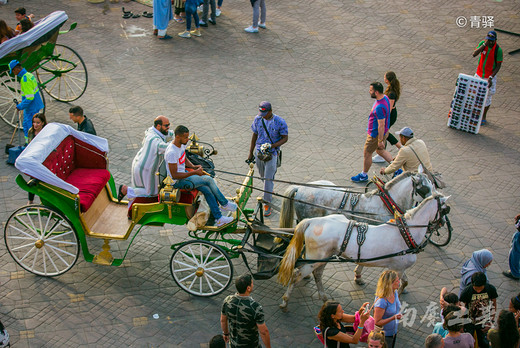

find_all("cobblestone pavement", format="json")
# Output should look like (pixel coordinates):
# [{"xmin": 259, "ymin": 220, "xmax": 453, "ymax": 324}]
[{"xmin": 1, "ymin": 0, "xmax": 519, "ymax": 347}]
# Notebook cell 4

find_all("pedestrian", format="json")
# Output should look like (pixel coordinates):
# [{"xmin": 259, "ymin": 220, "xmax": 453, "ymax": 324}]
[
  {"xmin": 373, "ymin": 270, "xmax": 402, "ymax": 348},
  {"xmin": 509, "ymin": 292, "xmax": 520, "ymax": 318},
  {"xmin": 367, "ymin": 331, "xmax": 387, "ymax": 348},
  {"xmin": 216, "ymin": 0, "xmax": 223, "ymax": 16},
  {"xmin": 153, "ymin": 0, "xmax": 173, "ymax": 39},
  {"xmin": 220, "ymin": 273, "xmax": 271, "ymax": 348},
  {"xmin": 118, "ymin": 115, "xmax": 173, "ymax": 202},
  {"xmin": 27, "ymin": 113, "xmax": 47, "ymax": 204},
  {"xmin": 199, "ymin": 0, "xmax": 216, "ymax": 26},
  {"xmin": 442, "ymin": 310, "xmax": 474, "ymax": 348},
  {"xmin": 459, "ymin": 272, "xmax": 498, "ymax": 348},
  {"xmin": 351, "ymin": 82, "xmax": 392, "ymax": 183},
  {"xmin": 0, "ymin": 320, "xmax": 9, "ymax": 348},
  {"xmin": 8, "ymin": 60, "xmax": 45, "ymax": 144},
  {"xmin": 14, "ymin": 7, "xmax": 34, "ymax": 35},
  {"xmin": 433, "ymin": 305, "xmax": 460, "ymax": 338},
  {"xmin": 173, "ymin": 0, "xmax": 185, "ymax": 23},
  {"xmin": 19, "ymin": 18, "xmax": 34, "ymax": 33},
  {"xmin": 503, "ymin": 213, "xmax": 520, "ymax": 280},
  {"xmin": 165, "ymin": 125, "xmax": 237, "ymax": 227},
  {"xmin": 379, "ymin": 127, "xmax": 433, "ymax": 176},
  {"xmin": 178, "ymin": 0, "xmax": 201, "ymax": 38},
  {"xmin": 0, "ymin": 20, "xmax": 15, "ymax": 43},
  {"xmin": 244, "ymin": 0, "xmax": 266, "ymax": 33},
  {"xmin": 425, "ymin": 333, "xmax": 443, "ymax": 348},
  {"xmin": 373, "ymin": 71, "xmax": 401, "ymax": 163},
  {"xmin": 472, "ymin": 30, "xmax": 502, "ymax": 125},
  {"xmin": 318, "ymin": 300, "xmax": 370, "ymax": 347},
  {"xmin": 209, "ymin": 334, "xmax": 226, "ymax": 348},
  {"xmin": 247, "ymin": 101, "xmax": 288, "ymax": 217},
  {"xmin": 487, "ymin": 309, "xmax": 520, "ymax": 348},
  {"xmin": 459, "ymin": 248, "xmax": 493, "ymax": 296},
  {"xmin": 69, "ymin": 106, "xmax": 96, "ymax": 135}
]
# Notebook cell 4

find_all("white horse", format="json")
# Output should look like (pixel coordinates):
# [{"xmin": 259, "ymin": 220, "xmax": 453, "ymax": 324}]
[
  {"xmin": 279, "ymin": 171, "xmax": 435, "ymax": 284},
  {"xmin": 277, "ymin": 193, "xmax": 449, "ymax": 310}
]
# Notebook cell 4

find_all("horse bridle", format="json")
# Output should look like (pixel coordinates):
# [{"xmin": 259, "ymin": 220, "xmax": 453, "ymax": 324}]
[{"xmin": 411, "ymin": 174, "xmax": 431, "ymax": 202}]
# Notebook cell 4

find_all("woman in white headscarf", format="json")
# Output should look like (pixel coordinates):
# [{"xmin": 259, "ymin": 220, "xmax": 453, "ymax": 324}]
[{"xmin": 459, "ymin": 249, "xmax": 493, "ymax": 296}]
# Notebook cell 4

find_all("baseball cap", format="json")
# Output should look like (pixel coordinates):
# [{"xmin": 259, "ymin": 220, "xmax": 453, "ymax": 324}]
[
  {"xmin": 485, "ymin": 30, "xmax": 497, "ymax": 41},
  {"xmin": 258, "ymin": 101, "xmax": 272, "ymax": 116},
  {"xmin": 9, "ymin": 60, "xmax": 20, "ymax": 74},
  {"xmin": 395, "ymin": 127, "xmax": 414, "ymax": 138}
]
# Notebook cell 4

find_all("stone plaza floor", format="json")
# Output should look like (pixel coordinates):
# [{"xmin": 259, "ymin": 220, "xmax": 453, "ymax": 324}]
[{"xmin": 0, "ymin": 0, "xmax": 519, "ymax": 346}]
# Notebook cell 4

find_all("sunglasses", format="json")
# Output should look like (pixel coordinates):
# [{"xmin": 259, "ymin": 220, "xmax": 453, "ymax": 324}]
[{"xmin": 163, "ymin": 124, "xmax": 170, "ymax": 127}]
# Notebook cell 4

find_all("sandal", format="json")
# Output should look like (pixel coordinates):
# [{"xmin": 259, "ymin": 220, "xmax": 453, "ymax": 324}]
[
  {"xmin": 122, "ymin": 12, "xmax": 133, "ymax": 19},
  {"xmin": 122, "ymin": 7, "xmax": 132, "ymax": 14},
  {"xmin": 132, "ymin": 14, "xmax": 141, "ymax": 18},
  {"xmin": 174, "ymin": 17, "xmax": 184, "ymax": 23},
  {"xmin": 118, "ymin": 185, "xmax": 125, "ymax": 202},
  {"xmin": 143, "ymin": 11, "xmax": 153, "ymax": 18}
]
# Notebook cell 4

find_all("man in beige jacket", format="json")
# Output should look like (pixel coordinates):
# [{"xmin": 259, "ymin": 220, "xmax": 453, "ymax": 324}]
[{"xmin": 380, "ymin": 127, "xmax": 432, "ymax": 175}]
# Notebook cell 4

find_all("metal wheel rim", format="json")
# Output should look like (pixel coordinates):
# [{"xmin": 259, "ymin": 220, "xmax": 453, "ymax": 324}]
[
  {"xmin": 170, "ymin": 241, "xmax": 233, "ymax": 297},
  {"xmin": 4, "ymin": 205, "xmax": 80, "ymax": 276},
  {"xmin": 36, "ymin": 44, "xmax": 88, "ymax": 102},
  {"xmin": 429, "ymin": 216, "xmax": 452, "ymax": 247}
]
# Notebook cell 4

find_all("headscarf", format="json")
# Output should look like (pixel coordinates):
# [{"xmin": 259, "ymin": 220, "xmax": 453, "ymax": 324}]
[{"xmin": 459, "ymin": 249, "xmax": 493, "ymax": 295}]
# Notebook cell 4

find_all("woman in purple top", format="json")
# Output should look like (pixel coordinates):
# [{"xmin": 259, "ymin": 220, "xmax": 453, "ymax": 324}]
[
  {"xmin": 443, "ymin": 311, "xmax": 475, "ymax": 348},
  {"xmin": 373, "ymin": 270, "xmax": 402, "ymax": 348}
]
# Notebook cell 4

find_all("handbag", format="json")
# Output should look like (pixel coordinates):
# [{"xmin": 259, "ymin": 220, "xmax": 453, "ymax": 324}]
[
  {"xmin": 409, "ymin": 147, "xmax": 446, "ymax": 189},
  {"xmin": 261, "ymin": 118, "xmax": 282, "ymax": 167}
]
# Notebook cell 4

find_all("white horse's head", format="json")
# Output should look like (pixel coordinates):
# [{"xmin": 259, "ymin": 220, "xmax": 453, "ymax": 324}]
[
  {"xmin": 385, "ymin": 172, "xmax": 435, "ymax": 205},
  {"xmin": 405, "ymin": 193, "xmax": 450, "ymax": 223}
]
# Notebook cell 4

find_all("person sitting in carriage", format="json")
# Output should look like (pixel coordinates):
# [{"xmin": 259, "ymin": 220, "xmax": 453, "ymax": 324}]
[
  {"xmin": 165, "ymin": 125, "xmax": 237, "ymax": 227},
  {"xmin": 379, "ymin": 127, "xmax": 432, "ymax": 176},
  {"xmin": 9, "ymin": 59, "xmax": 45, "ymax": 144}
]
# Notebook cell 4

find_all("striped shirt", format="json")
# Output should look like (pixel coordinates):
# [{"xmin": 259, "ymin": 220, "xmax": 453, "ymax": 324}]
[{"xmin": 476, "ymin": 40, "xmax": 503, "ymax": 79}]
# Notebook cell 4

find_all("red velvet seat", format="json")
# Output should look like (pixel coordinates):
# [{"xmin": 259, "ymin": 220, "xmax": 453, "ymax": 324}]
[{"xmin": 65, "ymin": 168, "xmax": 111, "ymax": 212}]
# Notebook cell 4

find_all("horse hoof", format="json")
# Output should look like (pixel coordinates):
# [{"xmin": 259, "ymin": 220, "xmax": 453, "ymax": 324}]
[
  {"xmin": 355, "ymin": 278, "xmax": 365, "ymax": 285},
  {"xmin": 279, "ymin": 303, "xmax": 288, "ymax": 312}
]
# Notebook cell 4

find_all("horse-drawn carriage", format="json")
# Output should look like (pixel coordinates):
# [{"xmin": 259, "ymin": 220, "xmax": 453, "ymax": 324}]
[{"xmin": 0, "ymin": 11, "xmax": 88, "ymax": 128}]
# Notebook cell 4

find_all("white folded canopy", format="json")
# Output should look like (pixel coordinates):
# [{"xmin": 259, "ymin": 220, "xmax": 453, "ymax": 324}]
[
  {"xmin": 15, "ymin": 123, "xmax": 109, "ymax": 194},
  {"xmin": 0, "ymin": 11, "xmax": 68, "ymax": 59}
]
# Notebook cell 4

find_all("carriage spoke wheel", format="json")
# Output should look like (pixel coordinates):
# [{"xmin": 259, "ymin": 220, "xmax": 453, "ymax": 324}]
[
  {"xmin": 170, "ymin": 241, "xmax": 233, "ymax": 297},
  {"xmin": 0, "ymin": 72, "xmax": 45, "ymax": 129},
  {"xmin": 36, "ymin": 44, "xmax": 88, "ymax": 102},
  {"xmin": 4, "ymin": 205, "xmax": 80, "ymax": 276},
  {"xmin": 428, "ymin": 215, "xmax": 452, "ymax": 247}
]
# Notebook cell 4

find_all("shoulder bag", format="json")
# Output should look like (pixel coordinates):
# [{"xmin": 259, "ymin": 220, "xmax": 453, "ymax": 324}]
[
  {"xmin": 261, "ymin": 118, "xmax": 282, "ymax": 167},
  {"xmin": 409, "ymin": 147, "xmax": 446, "ymax": 189}
]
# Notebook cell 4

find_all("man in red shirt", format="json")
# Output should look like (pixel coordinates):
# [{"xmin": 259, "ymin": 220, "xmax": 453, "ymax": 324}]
[{"xmin": 472, "ymin": 30, "xmax": 502, "ymax": 125}]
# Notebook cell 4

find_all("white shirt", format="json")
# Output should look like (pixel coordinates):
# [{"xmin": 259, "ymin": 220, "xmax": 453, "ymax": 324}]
[{"xmin": 165, "ymin": 143, "xmax": 187, "ymax": 182}]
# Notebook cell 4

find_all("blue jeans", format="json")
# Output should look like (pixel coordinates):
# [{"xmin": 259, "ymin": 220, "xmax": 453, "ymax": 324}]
[
  {"xmin": 174, "ymin": 175, "xmax": 227, "ymax": 219},
  {"xmin": 509, "ymin": 231, "xmax": 520, "ymax": 277},
  {"xmin": 218, "ymin": 0, "xmax": 223, "ymax": 7},
  {"xmin": 185, "ymin": 1, "xmax": 200, "ymax": 30}
]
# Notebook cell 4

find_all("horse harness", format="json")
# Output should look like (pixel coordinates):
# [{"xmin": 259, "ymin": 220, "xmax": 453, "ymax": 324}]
[
  {"xmin": 338, "ymin": 192, "xmax": 360, "ymax": 211},
  {"xmin": 337, "ymin": 220, "xmax": 369, "ymax": 262}
]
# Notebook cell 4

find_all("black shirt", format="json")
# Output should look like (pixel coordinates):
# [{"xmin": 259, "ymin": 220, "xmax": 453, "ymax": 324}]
[
  {"xmin": 78, "ymin": 116, "xmax": 96, "ymax": 135},
  {"xmin": 324, "ymin": 322, "xmax": 350, "ymax": 348},
  {"xmin": 460, "ymin": 283, "xmax": 498, "ymax": 326}
]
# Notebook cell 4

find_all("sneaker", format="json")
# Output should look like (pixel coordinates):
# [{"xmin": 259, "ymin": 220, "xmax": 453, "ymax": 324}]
[
  {"xmin": 190, "ymin": 29, "xmax": 202, "ymax": 37},
  {"xmin": 221, "ymin": 200, "xmax": 237, "ymax": 212},
  {"xmin": 351, "ymin": 173, "xmax": 368, "ymax": 182},
  {"xmin": 197, "ymin": 5, "xmax": 203, "ymax": 12},
  {"xmin": 258, "ymin": 22, "xmax": 266, "ymax": 29},
  {"xmin": 216, "ymin": 8, "xmax": 221, "ymax": 16},
  {"xmin": 215, "ymin": 215, "xmax": 234, "ymax": 226},
  {"xmin": 244, "ymin": 26, "xmax": 259, "ymax": 33},
  {"xmin": 208, "ymin": 18, "xmax": 216, "ymax": 25},
  {"xmin": 372, "ymin": 154, "xmax": 385, "ymax": 163},
  {"xmin": 503, "ymin": 270, "xmax": 520, "ymax": 280},
  {"xmin": 178, "ymin": 31, "xmax": 191, "ymax": 38},
  {"xmin": 199, "ymin": 20, "xmax": 208, "ymax": 27},
  {"xmin": 264, "ymin": 205, "xmax": 271, "ymax": 217}
]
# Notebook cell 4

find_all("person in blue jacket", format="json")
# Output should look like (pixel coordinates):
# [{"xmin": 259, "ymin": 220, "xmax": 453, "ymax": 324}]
[{"xmin": 9, "ymin": 60, "xmax": 44, "ymax": 144}]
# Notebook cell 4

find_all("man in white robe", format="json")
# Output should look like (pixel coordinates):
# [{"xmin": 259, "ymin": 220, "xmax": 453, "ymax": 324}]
[{"xmin": 153, "ymin": 0, "xmax": 173, "ymax": 39}]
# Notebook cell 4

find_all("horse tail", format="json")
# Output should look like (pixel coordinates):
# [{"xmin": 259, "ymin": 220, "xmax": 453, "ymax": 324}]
[
  {"xmin": 277, "ymin": 218, "xmax": 310, "ymax": 286},
  {"xmin": 279, "ymin": 186, "xmax": 299, "ymax": 228}
]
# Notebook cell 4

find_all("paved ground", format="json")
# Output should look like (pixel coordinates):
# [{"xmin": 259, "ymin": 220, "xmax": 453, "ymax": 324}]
[{"xmin": 1, "ymin": 0, "xmax": 519, "ymax": 347}]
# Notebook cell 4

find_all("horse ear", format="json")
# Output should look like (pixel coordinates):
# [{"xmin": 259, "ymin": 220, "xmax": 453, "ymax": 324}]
[
  {"xmin": 441, "ymin": 195, "xmax": 451, "ymax": 202},
  {"xmin": 418, "ymin": 164, "xmax": 424, "ymax": 173}
]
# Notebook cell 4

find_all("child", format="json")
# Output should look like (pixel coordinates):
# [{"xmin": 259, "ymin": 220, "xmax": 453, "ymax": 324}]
[
  {"xmin": 14, "ymin": 7, "xmax": 34, "ymax": 35},
  {"xmin": 178, "ymin": 0, "xmax": 201, "ymax": 38}
]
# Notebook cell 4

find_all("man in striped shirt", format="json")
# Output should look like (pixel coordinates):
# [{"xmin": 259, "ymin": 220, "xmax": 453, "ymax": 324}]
[
  {"xmin": 473, "ymin": 30, "xmax": 503, "ymax": 125},
  {"xmin": 118, "ymin": 116, "xmax": 173, "ymax": 201}
]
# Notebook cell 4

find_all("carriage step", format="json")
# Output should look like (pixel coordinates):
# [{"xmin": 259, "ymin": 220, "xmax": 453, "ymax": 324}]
[{"xmin": 92, "ymin": 239, "xmax": 114, "ymax": 265}]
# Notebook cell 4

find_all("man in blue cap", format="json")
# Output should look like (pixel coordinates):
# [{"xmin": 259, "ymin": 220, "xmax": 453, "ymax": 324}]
[
  {"xmin": 9, "ymin": 60, "xmax": 45, "ymax": 143},
  {"xmin": 472, "ymin": 30, "xmax": 502, "ymax": 125}
]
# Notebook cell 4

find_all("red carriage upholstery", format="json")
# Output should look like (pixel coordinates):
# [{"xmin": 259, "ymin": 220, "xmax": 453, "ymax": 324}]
[{"xmin": 42, "ymin": 135, "xmax": 109, "ymax": 212}]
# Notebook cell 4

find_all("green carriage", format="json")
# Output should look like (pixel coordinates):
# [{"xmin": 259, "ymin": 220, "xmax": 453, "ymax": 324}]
[{"xmin": 0, "ymin": 11, "xmax": 87, "ymax": 128}]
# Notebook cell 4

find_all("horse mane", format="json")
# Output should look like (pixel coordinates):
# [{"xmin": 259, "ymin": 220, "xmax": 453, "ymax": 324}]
[
  {"xmin": 384, "ymin": 171, "xmax": 415, "ymax": 190},
  {"xmin": 404, "ymin": 193, "xmax": 441, "ymax": 219}
]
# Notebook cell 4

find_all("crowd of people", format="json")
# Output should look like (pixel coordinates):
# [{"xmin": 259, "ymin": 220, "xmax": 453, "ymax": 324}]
[{"xmin": 0, "ymin": 8, "xmax": 34, "ymax": 43}]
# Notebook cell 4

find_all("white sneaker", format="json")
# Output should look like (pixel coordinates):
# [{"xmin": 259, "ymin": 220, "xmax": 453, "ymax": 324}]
[
  {"xmin": 197, "ymin": 5, "xmax": 203, "ymax": 12},
  {"xmin": 215, "ymin": 215, "xmax": 234, "ymax": 226},
  {"xmin": 258, "ymin": 22, "xmax": 266, "ymax": 29},
  {"xmin": 221, "ymin": 201, "xmax": 237, "ymax": 212},
  {"xmin": 372, "ymin": 154, "xmax": 386, "ymax": 163},
  {"xmin": 244, "ymin": 25, "xmax": 259, "ymax": 33},
  {"xmin": 216, "ymin": 8, "xmax": 221, "ymax": 16}
]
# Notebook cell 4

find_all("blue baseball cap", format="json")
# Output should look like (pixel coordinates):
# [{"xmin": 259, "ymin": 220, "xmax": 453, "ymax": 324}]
[
  {"xmin": 9, "ymin": 60, "xmax": 20, "ymax": 74},
  {"xmin": 258, "ymin": 101, "xmax": 272, "ymax": 116},
  {"xmin": 485, "ymin": 31, "xmax": 497, "ymax": 41},
  {"xmin": 396, "ymin": 127, "xmax": 414, "ymax": 138}
]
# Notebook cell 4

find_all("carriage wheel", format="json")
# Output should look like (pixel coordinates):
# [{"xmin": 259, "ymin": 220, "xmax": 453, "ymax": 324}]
[
  {"xmin": 36, "ymin": 44, "xmax": 88, "ymax": 102},
  {"xmin": 4, "ymin": 205, "xmax": 80, "ymax": 276},
  {"xmin": 170, "ymin": 240, "xmax": 233, "ymax": 297},
  {"xmin": 0, "ymin": 72, "xmax": 46, "ymax": 129},
  {"xmin": 428, "ymin": 215, "xmax": 453, "ymax": 247}
]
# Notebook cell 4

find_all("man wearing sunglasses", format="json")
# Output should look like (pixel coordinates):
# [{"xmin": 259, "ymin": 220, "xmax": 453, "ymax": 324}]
[
  {"xmin": 118, "ymin": 115, "xmax": 173, "ymax": 202},
  {"xmin": 472, "ymin": 30, "xmax": 502, "ymax": 125},
  {"xmin": 247, "ymin": 101, "xmax": 288, "ymax": 217}
]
